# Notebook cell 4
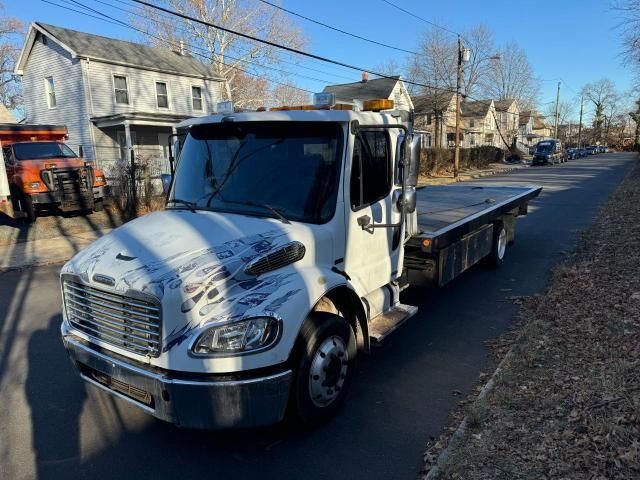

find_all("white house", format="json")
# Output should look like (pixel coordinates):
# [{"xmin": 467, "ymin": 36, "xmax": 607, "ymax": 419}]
[
  {"xmin": 412, "ymin": 91, "xmax": 456, "ymax": 148},
  {"xmin": 323, "ymin": 74, "xmax": 414, "ymax": 112},
  {"xmin": 460, "ymin": 100, "xmax": 500, "ymax": 148},
  {"xmin": 15, "ymin": 22, "xmax": 228, "ymax": 175}
]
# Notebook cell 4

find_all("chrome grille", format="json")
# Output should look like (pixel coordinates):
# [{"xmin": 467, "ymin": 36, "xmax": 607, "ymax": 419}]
[{"xmin": 63, "ymin": 279, "xmax": 161, "ymax": 357}]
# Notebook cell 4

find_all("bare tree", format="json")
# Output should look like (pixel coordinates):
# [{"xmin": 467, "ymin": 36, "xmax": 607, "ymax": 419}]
[
  {"xmin": 580, "ymin": 79, "xmax": 618, "ymax": 142},
  {"xmin": 480, "ymin": 42, "xmax": 540, "ymax": 110},
  {"xmin": 461, "ymin": 25, "xmax": 495, "ymax": 98},
  {"xmin": 613, "ymin": 0, "xmax": 640, "ymax": 88},
  {"xmin": 227, "ymin": 70, "xmax": 269, "ymax": 110},
  {"xmin": 271, "ymin": 83, "xmax": 310, "ymax": 107},
  {"xmin": 132, "ymin": 0, "xmax": 307, "ymax": 108},
  {"xmin": 0, "ymin": 3, "xmax": 24, "ymax": 112}
]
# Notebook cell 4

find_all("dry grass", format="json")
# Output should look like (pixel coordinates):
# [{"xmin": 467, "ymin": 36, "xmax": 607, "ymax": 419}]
[{"xmin": 423, "ymin": 159, "xmax": 640, "ymax": 479}]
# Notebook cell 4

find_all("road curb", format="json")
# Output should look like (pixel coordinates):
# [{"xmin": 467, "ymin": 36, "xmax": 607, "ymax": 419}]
[{"xmin": 423, "ymin": 340, "xmax": 520, "ymax": 479}]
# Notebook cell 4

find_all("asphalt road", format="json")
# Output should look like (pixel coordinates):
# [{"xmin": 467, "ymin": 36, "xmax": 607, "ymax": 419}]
[{"xmin": 0, "ymin": 153, "xmax": 636, "ymax": 480}]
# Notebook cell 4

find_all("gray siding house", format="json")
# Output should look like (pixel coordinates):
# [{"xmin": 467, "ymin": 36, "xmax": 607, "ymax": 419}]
[{"xmin": 15, "ymin": 22, "xmax": 227, "ymax": 175}]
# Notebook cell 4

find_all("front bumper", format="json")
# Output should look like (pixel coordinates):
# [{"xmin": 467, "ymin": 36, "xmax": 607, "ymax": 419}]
[
  {"xmin": 62, "ymin": 333, "xmax": 292, "ymax": 429},
  {"xmin": 31, "ymin": 186, "xmax": 104, "ymax": 208}
]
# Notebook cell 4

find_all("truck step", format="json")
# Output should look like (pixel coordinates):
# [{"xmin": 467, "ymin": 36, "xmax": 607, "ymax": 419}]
[{"xmin": 369, "ymin": 304, "xmax": 418, "ymax": 344}]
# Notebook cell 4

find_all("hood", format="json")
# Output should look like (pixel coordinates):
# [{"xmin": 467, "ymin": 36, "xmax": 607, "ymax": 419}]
[
  {"xmin": 17, "ymin": 157, "xmax": 85, "ymax": 170},
  {"xmin": 64, "ymin": 208, "xmax": 332, "ymax": 301}
]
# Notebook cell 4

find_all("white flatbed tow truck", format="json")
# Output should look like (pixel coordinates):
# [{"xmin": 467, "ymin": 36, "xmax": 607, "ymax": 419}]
[{"xmin": 60, "ymin": 97, "xmax": 541, "ymax": 429}]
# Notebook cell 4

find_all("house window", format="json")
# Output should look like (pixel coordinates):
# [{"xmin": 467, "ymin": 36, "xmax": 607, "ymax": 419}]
[
  {"xmin": 350, "ymin": 130, "xmax": 391, "ymax": 209},
  {"xmin": 113, "ymin": 75, "xmax": 129, "ymax": 105},
  {"xmin": 156, "ymin": 81, "xmax": 169, "ymax": 109},
  {"xmin": 469, "ymin": 119, "xmax": 475, "ymax": 128},
  {"xmin": 191, "ymin": 86, "xmax": 203, "ymax": 111},
  {"xmin": 45, "ymin": 77, "xmax": 56, "ymax": 108},
  {"xmin": 427, "ymin": 114, "xmax": 432, "ymax": 125}
]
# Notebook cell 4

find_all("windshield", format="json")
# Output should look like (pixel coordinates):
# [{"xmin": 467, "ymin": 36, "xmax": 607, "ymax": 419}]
[
  {"xmin": 169, "ymin": 122, "xmax": 343, "ymax": 224},
  {"xmin": 13, "ymin": 142, "xmax": 78, "ymax": 160},
  {"xmin": 536, "ymin": 142, "xmax": 553, "ymax": 153}
]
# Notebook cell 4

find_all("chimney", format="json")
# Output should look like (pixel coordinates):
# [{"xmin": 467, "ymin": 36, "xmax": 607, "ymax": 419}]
[
  {"xmin": 179, "ymin": 40, "xmax": 185, "ymax": 56},
  {"xmin": 361, "ymin": 71, "xmax": 369, "ymax": 83}
]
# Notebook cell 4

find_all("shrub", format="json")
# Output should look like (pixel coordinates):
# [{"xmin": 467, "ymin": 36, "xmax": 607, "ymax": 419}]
[{"xmin": 420, "ymin": 146, "xmax": 505, "ymax": 176}]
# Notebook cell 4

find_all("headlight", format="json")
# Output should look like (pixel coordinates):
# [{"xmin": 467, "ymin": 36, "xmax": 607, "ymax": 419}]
[
  {"xmin": 192, "ymin": 317, "xmax": 280, "ymax": 354},
  {"xmin": 546, "ymin": 154, "xmax": 551, "ymax": 159},
  {"xmin": 95, "ymin": 175, "xmax": 105, "ymax": 183},
  {"xmin": 26, "ymin": 181, "xmax": 41, "ymax": 189}
]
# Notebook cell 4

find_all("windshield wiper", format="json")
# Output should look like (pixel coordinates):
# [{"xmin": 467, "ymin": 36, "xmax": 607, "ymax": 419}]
[
  {"xmin": 167, "ymin": 198, "xmax": 198, "ymax": 213},
  {"xmin": 221, "ymin": 199, "xmax": 291, "ymax": 224}
]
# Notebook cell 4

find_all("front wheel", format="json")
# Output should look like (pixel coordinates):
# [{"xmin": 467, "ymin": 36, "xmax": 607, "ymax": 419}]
[
  {"xmin": 11, "ymin": 188, "xmax": 36, "ymax": 223},
  {"xmin": 290, "ymin": 312, "xmax": 356, "ymax": 428}
]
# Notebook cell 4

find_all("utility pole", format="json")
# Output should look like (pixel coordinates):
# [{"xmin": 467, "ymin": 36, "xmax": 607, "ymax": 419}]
[
  {"xmin": 454, "ymin": 35, "xmax": 462, "ymax": 179},
  {"xmin": 578, "ymin": 96, "xmax": 584, "ymax": 148},
  {"xmin": 553, "ymin": 81, "xmax": 561, "ymax": 139}
]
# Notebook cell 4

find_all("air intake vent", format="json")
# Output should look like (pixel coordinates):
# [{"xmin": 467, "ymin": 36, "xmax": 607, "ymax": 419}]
[{"xmin": 245, "ymin": 241, "xmax": 306, "ymax": 276}]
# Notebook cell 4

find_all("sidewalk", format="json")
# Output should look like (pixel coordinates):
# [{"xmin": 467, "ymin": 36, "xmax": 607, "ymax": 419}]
[{"xmin": 0, "ymin": 228, "xmax": 109, "ymax": 270}]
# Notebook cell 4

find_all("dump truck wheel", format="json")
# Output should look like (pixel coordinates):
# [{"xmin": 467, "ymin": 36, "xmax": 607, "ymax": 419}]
[{"xmin": 11, "ymin": 188, "xmax": 36, "ymax": 223}]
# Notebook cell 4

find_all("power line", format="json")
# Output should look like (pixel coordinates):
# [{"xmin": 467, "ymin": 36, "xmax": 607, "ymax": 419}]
[
  {"xmin": 95, "ymin": 0, "xmax": 359, "ymax": 82},
  {"xmin": 63, "ymin": 0, "xmax": 342, "ymax": 87},
  {"xmin": 40, "ymin": 0, "xmax": 315, "ymax": 94},
  {"xmin": 255, "ymin": 0, "xmax": 421, "ymax": 56},
  {"xmin": 43, "ymin": 0, "xmax": 534, "ymax": 121},
  {"xmin": 379, "ymin": 0, "xmax": 460, "ymax": 38},
  {"xmin": 127, "ymin": 0, "xmax": 462, "ymax": 95}
]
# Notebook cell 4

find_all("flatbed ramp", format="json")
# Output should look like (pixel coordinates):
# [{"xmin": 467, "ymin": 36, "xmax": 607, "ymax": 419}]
[{"xmin": 414, "ymin": 184, "xmax": 542, "ymax": 248}]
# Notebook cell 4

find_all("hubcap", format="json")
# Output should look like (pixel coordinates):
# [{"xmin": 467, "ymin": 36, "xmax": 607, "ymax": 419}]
[
  {"xmin": 308, "ymin": 335, "xmax": 348, "ymax": 407},
  {"xmin": 497, "ymin": 228, "xmax": 507, "ymax": 259}
]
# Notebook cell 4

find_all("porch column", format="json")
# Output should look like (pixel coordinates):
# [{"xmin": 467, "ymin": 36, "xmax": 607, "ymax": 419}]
[{"xmin": 124, "ymin": 121, "xmax": 132, "ymax": 154}]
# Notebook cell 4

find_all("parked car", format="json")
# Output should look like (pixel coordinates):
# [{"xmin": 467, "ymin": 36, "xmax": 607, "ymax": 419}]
[
  {"xmin": 578, "ymin": 147, "xmax": 588, "ymax": 157},
  {"xmin": 532, "ymin": 139, "xmax": 563, "ymax": 165},
  {"xmin": 565, "ymin": 148, "xmax": 578, "ymax": 160}
]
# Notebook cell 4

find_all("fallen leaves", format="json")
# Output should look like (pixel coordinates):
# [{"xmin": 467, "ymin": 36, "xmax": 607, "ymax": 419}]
[{"xmin": 423, "ymin": 162, "xmax": 640, "ymax": 479}]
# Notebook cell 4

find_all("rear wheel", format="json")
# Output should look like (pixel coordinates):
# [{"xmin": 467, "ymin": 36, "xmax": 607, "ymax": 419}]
[
  {"xmin": 488, "ymin": 221, "xmax": 507, "ymax": 267},
  {"xmin": 93, "ymin": 199, "xmax": 104, "ymax": 212},
  {"xmin": 290, "ymin": 312, "xmax": 356, "ymax": 428}
]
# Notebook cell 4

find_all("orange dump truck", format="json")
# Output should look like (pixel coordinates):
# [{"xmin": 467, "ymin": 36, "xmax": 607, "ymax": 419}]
[{"xmin": 0, "ymin": 124, "xmax": 107, "ymax": 222}]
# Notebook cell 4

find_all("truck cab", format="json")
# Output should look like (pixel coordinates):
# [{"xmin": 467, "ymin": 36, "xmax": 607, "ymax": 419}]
[
  {"xmin": 0, "ymin": 124, "xmax": 107, "ymax": 222},
  {"xmin": 60, "ymin": 98, "xmax": 540, "ymax": 429}
]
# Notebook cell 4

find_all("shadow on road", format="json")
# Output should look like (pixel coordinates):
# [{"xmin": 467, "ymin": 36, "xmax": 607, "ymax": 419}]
[{"xmin": 26, "ymin": 314, "xmax": 86, "ymax": 480}]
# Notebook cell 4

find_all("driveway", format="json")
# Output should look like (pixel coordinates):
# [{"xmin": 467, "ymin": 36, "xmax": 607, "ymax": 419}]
[{"xmin": 0, "ymin": 153, "xmax": 635, "ymax": 480}]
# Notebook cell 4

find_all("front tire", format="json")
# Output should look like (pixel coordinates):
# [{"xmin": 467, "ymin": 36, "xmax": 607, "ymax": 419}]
[
  {"xmin": 290, "ymin": 312, "xmax": 356, "ymax": 428},
  {"xmin": 11, "ymin": 188, "xmax": 36, "ymax": 223}
]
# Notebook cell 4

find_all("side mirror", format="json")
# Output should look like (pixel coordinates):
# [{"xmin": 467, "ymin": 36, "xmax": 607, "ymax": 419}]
[
  {"xmin": 397, "ymin": 186, "xmax": 417, "ymax": 213},
  {"xmin": 406, "ymin": 134, "xmax": 421, "ymax": 188}
]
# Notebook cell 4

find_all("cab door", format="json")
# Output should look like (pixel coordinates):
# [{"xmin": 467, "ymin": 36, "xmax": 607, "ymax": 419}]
[{"xmin": 342, "ymin": 130, "xmax": 403, "ymax": 296}]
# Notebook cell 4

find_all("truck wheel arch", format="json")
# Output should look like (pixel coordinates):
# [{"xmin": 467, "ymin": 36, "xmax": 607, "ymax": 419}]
[{"xmin": 311, "ymin": 286, "xmax": 369, "ymax": 354}]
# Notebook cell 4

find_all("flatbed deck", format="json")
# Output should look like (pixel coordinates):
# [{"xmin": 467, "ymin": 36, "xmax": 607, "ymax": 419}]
[{"xmin": 413, "ymin": 184, "xmax": 542, "ymax": 249}]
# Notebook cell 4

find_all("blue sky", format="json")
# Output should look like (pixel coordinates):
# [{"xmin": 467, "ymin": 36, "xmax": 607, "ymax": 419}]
[{"xmin": 7, "ymin": 0, "xmax": 636, "ymax": 118}]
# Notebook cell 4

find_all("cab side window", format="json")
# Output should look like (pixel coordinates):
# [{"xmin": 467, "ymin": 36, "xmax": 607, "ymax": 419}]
[{"xmin": 350, "ymin": 130, "xmax": 391, "ymax": 209}]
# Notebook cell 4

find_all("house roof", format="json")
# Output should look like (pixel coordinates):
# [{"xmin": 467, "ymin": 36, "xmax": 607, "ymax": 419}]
[
  {"xmin": 323, "ymin": 77, "xmax": 400, "ymax": 102},
  {"xmin": 0, "ymin": 104, "xmax": 17, "ymax": 123},
  {"xmin": 519, "ymin": 111, "xmax": 532, "ymax": 126},
  {"xmin": 494, "ymin": 99, "xmax": 517, "ymax": 112},
  {"xmin": 532, "ymin": 113, "xmax": 549, "ymax": 130},
  {"xmin": 461, "ymin": 100, "xmax": 492, "ymax": 118},
  {"xmin": 16, "ymin": 22, "xmax": 224, "ymax": 81},
  {"xmin": 412, "ymin": 92, "xmax": 456, "ymax": 114}
]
